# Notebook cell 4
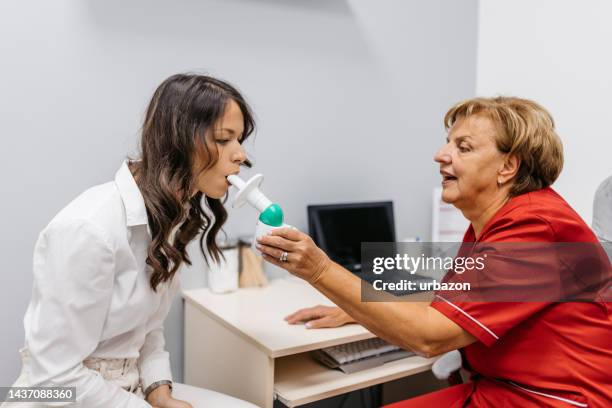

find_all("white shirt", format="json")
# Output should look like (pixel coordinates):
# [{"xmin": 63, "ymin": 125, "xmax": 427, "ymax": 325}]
[{"xmin": 22, "ymin": 161, "xmax": 180, "ymax": 407}]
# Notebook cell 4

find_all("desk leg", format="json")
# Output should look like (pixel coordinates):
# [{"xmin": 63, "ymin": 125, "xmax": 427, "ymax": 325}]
[{"xmin": 184, "ymin": 302, "xmax": 275, "ymax": 408}]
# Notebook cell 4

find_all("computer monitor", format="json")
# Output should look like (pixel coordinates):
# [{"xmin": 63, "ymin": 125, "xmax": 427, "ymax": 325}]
[{"xmin": 307, "ymin": 201, "xmax": 395, "ymax": 272}]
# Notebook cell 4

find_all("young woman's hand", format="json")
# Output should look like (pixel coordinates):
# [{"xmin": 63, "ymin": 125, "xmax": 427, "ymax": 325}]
[
  {"xmin": 256, "ymin": 227, "xmax": 332, "ymax": 284},
  {"xmin": 157, "ymin": 400, "xmax": 193, "ymax": 408},
  {"xmin": 285, "ymin": 305, "xmax": 355, "ymax": 328},
  {"xmin": 146, "ymin": 385, "xmax": 193, "ymax": 408}
]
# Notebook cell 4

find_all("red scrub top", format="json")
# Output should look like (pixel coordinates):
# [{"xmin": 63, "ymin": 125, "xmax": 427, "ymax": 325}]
[{"xmin": 387, "ymin": 187, "xmax": 611, "ymax": 407}]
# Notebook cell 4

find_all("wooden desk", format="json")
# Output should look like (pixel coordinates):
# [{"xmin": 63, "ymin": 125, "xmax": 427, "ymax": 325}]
[{"xmin": 183, "ymin": 277, "xmax": 436, "ymax": 407}]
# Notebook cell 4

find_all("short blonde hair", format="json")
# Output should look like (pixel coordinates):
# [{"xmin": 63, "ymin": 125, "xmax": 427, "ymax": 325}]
[{"xmin": 444, "ymin": 96, "xmax": 564, "ymax": 197}]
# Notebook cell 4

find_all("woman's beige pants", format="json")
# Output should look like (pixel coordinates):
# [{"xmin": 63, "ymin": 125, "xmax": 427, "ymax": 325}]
[{"xmin": 1, "ymin": 348, "xmax": 257, "ymax": 407}]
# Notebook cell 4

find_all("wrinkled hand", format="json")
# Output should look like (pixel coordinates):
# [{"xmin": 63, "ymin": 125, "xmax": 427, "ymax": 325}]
[
  {"xmin": 285, "ymin": 305, "xmax": 355, "ymax": 329},
  {"xmin": 257, "ymin": 227, "xmax": 332, "ymax": 284}
]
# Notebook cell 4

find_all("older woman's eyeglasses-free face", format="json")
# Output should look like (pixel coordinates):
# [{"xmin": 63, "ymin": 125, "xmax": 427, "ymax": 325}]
[{"xmin": 434, "ymin": 115, "xmax": 508, "ymax": 212}]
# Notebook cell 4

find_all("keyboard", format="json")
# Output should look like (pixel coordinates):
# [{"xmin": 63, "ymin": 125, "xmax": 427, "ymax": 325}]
[{"xmin": 312, "ymin": 337, "xmax": 414, "ymax": 374}]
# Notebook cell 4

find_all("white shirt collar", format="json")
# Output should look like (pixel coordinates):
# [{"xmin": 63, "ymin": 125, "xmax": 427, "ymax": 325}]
[{"xmin": 114, "ymin": 161, "xmax": 149, "ymax": 228}]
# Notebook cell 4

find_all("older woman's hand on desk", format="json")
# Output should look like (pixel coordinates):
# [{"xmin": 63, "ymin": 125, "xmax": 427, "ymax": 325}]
[
  {"xmin": 258, "ymin": 227, "xmax": 474, "ymax": 357},
  {"xmin": 257, "ymin": 230, "xmax": 357, "ymax": 329},
  {"xmin": 285, "ymin": 305, "xmax": 356, "ymax": 329}
]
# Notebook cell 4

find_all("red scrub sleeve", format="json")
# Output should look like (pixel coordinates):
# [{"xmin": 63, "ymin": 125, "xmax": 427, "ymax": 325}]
[
  {"xmin": 431, "ymin": 298, "xmax": 548, "ymax": 347},
  {"xmin": 432, "ymin": 211, "xmax": 556, "ymax": 346}
]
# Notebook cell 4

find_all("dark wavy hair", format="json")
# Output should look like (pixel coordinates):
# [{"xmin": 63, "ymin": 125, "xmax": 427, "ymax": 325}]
[{"xmin": 130, "ymin": 74, "xmax": 255, "ymax": 291}]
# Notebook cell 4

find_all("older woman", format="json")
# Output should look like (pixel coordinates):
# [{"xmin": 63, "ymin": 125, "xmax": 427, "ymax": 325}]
[{"xmin": 257, "ymin": 97, "xmax": 611, "ymax": 407}]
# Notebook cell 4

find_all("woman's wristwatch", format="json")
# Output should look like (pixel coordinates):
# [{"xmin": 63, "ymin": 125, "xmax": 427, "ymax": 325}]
[{"xmin": 144, "ymin": 379, "xmax": 173, "ymax": 399}]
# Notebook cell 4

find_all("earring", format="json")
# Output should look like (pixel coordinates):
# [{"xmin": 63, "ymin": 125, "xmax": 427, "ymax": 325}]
[{"xmin": 497, "ymin": 179, "xmax": 503, "ymax": 188}]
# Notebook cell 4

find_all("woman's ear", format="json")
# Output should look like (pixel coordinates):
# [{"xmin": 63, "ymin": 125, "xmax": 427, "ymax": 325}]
[{"xmin": 498, "ymin": 154, "xmax": 520, "ymax": 185}]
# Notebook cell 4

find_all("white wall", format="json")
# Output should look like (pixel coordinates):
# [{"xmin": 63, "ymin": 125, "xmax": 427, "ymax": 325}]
[
  {"xmin": 476, "ymin": 0, "xmax": 612, "ymax": 223},
  {"xmin": 0, "ymin": 0, "xmax": 478, "ymax": 388}
]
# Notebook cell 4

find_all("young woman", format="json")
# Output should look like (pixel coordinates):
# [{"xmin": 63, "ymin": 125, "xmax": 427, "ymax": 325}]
[{"xmin": 3, "ymin": 74, "xmax": 258, "ymax": 407}]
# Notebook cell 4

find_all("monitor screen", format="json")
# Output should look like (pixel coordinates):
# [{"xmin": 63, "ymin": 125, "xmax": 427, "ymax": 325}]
[{"xmin": 308, "ymin": 201, "xmax": 395, "ymax": 272}]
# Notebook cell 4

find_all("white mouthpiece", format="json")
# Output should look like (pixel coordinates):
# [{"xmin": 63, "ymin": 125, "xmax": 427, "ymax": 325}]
[{"xmin": 227, "ymin": 174, "xmax": 272, "ymax": 212}]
